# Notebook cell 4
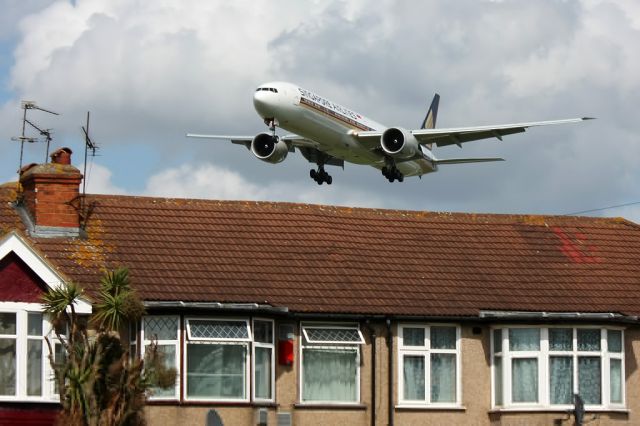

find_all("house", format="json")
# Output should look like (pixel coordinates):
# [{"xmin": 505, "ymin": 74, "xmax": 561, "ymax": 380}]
[{"xmin": 1, "ymin": 148, "xmax": 640, "ymax": 425}]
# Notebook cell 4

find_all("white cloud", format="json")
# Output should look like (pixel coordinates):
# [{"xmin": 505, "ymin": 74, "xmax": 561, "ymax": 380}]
[
  {"xmin": 81, "ymin": 161, "xmax": 128, "ymax": 194},
  {"xmin": 143, "ymin": 162, "xmax": 386, "ymax": 208}
]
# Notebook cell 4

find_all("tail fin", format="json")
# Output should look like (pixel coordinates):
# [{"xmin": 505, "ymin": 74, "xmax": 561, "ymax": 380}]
[
  {"xmin": 420, "ymin": 93, "xmax": 439, "ymax": 150},
  {"xmin": 420, "ymin": 93, "xmax": 440, "ymax": 129}
]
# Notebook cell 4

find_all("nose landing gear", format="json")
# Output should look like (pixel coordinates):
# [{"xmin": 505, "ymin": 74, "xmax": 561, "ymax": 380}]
[{"xmin": 310, "ymin": 166, "xmax": 332, "ymax": 185}]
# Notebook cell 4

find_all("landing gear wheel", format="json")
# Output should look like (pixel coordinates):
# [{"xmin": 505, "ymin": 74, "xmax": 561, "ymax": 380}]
[
  {"xmin": 310, "ymin": 166, "xmax": 332, "ymax": 185},
  {"xmin": 382, "ymin": 164, "xmax": 404, "ymax": 183}
]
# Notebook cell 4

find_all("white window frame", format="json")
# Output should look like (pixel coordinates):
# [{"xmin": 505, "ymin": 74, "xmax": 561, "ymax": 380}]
[
  {"xmin": 397, "ymin": 324, "xmax": 462, "ymax": 408},
  {"xmin": 299, "ymin": 322, "xmax": 363, "ymax": 405},
  {"xmin": 186, "ymin": 318, "xmax": 252, "ymax": 342},
  {"xmin": 183, "ymin": 317, "xmax": 251, "ymax": 402},
  {"xmin": 0, "ymin": 302, "xmax": 58, "ymax": 402},
  {"xmin": 252, "ymin": 318, "xmax": 275, "ymax": 403},
  {"xmin": 491, "ymin": 325, "xmax": 626, "ymax": 410},
  {"xmin": 141, "ymin": 315, "xmax": 181, "ymax": 401}
]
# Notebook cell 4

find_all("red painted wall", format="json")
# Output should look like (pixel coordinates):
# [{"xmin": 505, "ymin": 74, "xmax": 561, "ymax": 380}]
[
  {"xmin": 0, "ymin": 405, "xmax": 59, "ymax": 425},
  {"xmin": 0, "ymin": 252, "xmax": 47, "ymax": 303}
]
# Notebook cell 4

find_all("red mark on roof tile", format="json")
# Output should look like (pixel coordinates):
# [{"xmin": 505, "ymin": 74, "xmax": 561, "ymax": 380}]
[{"xmin": 552, "ymin": 227, "xmax": 601, "ymax": 264}]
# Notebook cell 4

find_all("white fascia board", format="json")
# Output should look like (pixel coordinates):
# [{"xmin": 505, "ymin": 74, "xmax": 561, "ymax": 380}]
[{"xmin": 0, "ymin": 231, "xmax": 92, "ymax": 314}]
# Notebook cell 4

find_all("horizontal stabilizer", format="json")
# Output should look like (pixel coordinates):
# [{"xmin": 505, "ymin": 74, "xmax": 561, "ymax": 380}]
[{"xmin": 434, "ymin": 157, "xmax": 505, "ymax": 165}]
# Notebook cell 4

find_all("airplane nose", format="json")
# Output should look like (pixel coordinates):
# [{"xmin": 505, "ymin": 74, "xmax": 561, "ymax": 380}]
[{"xmin": 253, "ymin": 91, "xmax": 273, "ymax": 117}]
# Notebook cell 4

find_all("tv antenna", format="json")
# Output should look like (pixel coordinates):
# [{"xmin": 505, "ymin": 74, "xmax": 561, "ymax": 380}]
[
  {"xmin": 11, "ymin": 101, "xmax": 59, "ymax": 173},
  {"xmin": 81, "ymin": 111, "xmax": 99, "ymax": 198}
]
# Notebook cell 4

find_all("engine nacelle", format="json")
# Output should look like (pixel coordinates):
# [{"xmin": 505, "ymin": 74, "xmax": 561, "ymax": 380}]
[
  {"xmin": 251, "ymin": 133, "xmax": 289, "ymax": 164},
  {"xmin": 381, "ymin": 127, "xmax": 420, "ymax": 159}
]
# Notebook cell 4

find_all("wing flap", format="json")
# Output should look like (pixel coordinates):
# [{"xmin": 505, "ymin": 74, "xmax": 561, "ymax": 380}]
[{"xmin": 434, "ymin": 157, "xmax": 505, "ymax": 165}]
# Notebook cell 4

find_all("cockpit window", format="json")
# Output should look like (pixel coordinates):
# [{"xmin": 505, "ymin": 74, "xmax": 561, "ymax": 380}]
[{"xmin": 255, "ymin": 87, "xmax": 278, "ymax": 93}]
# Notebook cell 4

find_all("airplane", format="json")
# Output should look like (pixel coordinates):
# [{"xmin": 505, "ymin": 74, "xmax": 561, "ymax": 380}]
[{"xmin": 187, "ymin": 82, "xmax": 591, "ymax": 185}]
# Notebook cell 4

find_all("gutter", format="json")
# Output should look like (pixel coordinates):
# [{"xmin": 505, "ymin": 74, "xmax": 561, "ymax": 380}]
[
  {"xmin": 478, "ymin": 310, "xmax": 640, "ymax": 324},
  {"xmin": 142, "ymin": 301, "xmax": 289, "ymax": 314}
]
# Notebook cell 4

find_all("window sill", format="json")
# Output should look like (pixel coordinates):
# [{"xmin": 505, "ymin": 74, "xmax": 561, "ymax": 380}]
[
  {"xmin": 294, "ymin": 403, "xmax": 367, "ymax": 410},
  {"xmin": 147, "ymin": 400, "xmax": 278, "ymax": 408},
  {"xmin": 0, "ymin": 398, "xmax": 60, "ymax": 404},
  {"xmin": 490, "ymin": 407, "xmax": 629, "ymax": 414},
  {"xmin": 396, "ymin": 404, "xmax": 465, "ymax": 411}
]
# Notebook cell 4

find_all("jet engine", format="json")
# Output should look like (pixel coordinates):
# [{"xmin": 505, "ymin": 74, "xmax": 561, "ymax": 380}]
[
  {"xmin": 251, "ymin": 133, "xmax": 289, "ymax": 163},
  {"xmin": 381, "ymin": 127, "xmax": 420, "ymax": 160}
]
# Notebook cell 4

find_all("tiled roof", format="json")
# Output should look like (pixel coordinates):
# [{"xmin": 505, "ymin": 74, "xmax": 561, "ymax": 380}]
[{"xmin": 2, "ymin": 184, "xmax": 640, "ymax": 317}]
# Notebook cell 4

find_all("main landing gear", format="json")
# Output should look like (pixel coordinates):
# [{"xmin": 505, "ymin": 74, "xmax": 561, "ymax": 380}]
[
  {"xmin": 382, "ymin": 165, "xmax": 404, "ymax": 182},
  {"xmin": 310, "ymin": 166, "xmax": 332, "ymax": 185}
]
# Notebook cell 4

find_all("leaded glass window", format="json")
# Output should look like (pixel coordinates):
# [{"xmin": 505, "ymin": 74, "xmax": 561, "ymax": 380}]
[{"xmin": 300, "ymin": 323, "xmax": 364, "ymax": 404}]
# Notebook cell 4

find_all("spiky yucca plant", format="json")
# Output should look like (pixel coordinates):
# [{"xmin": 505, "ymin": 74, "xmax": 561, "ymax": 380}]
[{"xmin": 43, "ymin": 268, "xmax": 175, "ymax": 426}]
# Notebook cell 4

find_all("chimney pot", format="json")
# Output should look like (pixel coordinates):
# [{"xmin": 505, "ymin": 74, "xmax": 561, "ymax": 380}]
[{"xmin": 50, "ymin": 147, "xmax": 73, "ymax": 165}]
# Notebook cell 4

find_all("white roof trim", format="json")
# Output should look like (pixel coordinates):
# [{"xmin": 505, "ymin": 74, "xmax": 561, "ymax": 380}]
[{"xmin": 0, "ymin": 231, "xmax": 92, "ymax": 314}]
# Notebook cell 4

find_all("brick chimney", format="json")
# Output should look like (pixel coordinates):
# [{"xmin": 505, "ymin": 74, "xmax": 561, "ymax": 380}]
[{"xmin": 19, "ymin": 147, "xmax": 83, "ymax": 236}]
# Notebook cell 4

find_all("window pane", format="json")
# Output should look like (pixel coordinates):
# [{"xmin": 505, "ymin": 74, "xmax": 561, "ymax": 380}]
[
  {"xmin": 254, "ymin": 347, "xmax": 272, "ymax": 399},
  {"xmin": 0, "ymin": 338, "xmax": 16, "ymax": 395},
  {"xmin": 190, "ymin": 320, "xmax": 249, "ymax": 340},
  {"xmin": 187, "ymin": 343, "xmax": 246, "ymax": 399},
  {"xmin": 0, "ymin": 313, "xmax": 16, "ymax": 334},
  {"xmin": 610, "ymin": 359, "xmax": 622, "ymax": 404},
  {"xmin": 494, "ymin": 357, "xmax": 503, "ymax": 405},
  {"xmin": 550, "ymin": 356, "xmax": 573, "ymax": 404},
  {"xmin": 27, "ymin": 313, "xmax": 43, "ymax": 336},
  {"xmin": 403, "ymin": 328, "xmax": 425, "ymax": 347},
  {"xmin": 509, "ymin": 329, "xmax": 540, "ymax": 351},
  {"xmin": 305, "ymin": 327, "xmax": 361, "ymax": 343},
  {"xmin": 431, "ymin": 327, "xmax": 456, "ymax": 350},
  {"xmin": 148, "ymin": 345, "xmax": 177, "ymax": 398},
  {"xmin": 431, "ymin": 353, "xmax": 456, "ymax": 402},
  {"xmin": 577, "ymin": 329, "xmax": 601, "ymax": 351},
  {"xmin": 493, "ymin": 329, "xmax": 502, "ymax": 354},
  {"xmin": 144, "ymin": 316, "xmax": 178, "ymax": 341},
  {"xmin": 254, "ymin": 321, "xmax": 273, "ymax": 344},
  {"xmin": 403, "ymin": 355, "xmax": 425, "ymax": 401},
  {"xmin": 608, "ymin": 330, "xmax": 622, "ymax": 353},
  {"xmin": 549, "ymin": 328, "xmax": 573, "ymax": 351},
  {"xmin": 578, "ymin": 356, "xmax": 601, "ymax": 404},
  {"xmin": 302, "ymin": 348, "xmax": 357, "ymax": 402},
  {"xmin": 512, "ymin": 358, "xmax": 538, "ymax": 402},
  {"xmin": 27, "ymin": 340, "xmax": 42, "ymax": 396}
]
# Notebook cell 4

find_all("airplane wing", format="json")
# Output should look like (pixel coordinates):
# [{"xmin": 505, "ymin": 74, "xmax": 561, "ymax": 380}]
[
  {"xmin": 186, "ymin": 133, "xmax": 344, "ymax": 166},
  {"xmin": 186, "ymin": 133, "xmax": 320, "ymax": 149},
  {"xmin": 355, "ymin": 117, "xmax": 592, "ymax": 148}
]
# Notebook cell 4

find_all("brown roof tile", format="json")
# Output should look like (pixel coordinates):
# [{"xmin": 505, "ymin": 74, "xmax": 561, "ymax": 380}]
[{"xmin": 2, "ymin": 186, "xmax": 640, "ymax": 317}]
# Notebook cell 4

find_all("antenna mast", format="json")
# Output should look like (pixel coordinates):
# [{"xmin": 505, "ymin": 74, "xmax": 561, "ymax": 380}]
[
  {"xmin": 12, "ymin": 101, "xmax": 59, "ymax": 174},
  {"xmin": 81, "ymin": 111, "xmax": 99, "ymax": 201}
]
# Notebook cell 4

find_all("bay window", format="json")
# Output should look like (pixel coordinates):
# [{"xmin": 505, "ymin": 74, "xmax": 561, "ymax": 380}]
[
  {"xmin": 300, "ymin": 323, "xmax": 364, "ymax": 404},
  {"xmin": 0, "ymin": 303, "xmax": 56, "ymax": 401},
  {"xmin": 398, "ymin": 324, "xmax": 461, "ymax": 407},
  {"xmin": 492, "ymin": 326, "xmax": 625, "ymax": 409},
  {"xmin": 140, "ymin": 315, "xmax": 275, "ymax": 403}
]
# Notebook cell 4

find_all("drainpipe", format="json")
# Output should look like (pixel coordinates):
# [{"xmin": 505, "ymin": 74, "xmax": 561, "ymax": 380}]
[
  {"xmin": 386, "ymin": 318, "xmax": 394, "ymax": 426},
  {"xmin": 365, "ymin": 320, "xmax": 376, "ymax": 426}
]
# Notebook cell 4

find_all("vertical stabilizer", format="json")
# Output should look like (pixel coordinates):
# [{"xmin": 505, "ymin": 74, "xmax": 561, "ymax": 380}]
[{"xmin": 420, "ymin": 93, "xmax": 439, "ymax": 150}]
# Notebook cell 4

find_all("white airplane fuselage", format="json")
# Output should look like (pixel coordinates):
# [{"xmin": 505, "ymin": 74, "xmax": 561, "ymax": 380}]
[{"xmin": 253, "ymin": 81, "xmax": 437, "ymax": 177}]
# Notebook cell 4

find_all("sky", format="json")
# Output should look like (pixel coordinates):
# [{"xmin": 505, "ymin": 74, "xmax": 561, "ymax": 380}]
[{"xmin": 1, "ymin": 0, "xmax": 639, "ymax": 222}]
